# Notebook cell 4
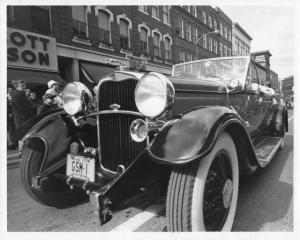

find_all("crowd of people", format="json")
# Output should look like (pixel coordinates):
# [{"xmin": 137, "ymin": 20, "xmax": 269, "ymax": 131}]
[{"xmin": 7, "ymin": 80, "xmax": 63, "ymax": 150}]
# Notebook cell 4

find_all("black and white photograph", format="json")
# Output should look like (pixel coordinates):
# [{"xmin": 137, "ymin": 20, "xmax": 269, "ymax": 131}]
[{"xmin": 1, "ymin": 0, "xmax": 297, "ymax": 237}]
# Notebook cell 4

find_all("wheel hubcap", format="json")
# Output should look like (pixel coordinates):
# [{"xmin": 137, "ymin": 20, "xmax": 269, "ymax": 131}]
[{"xmin": 222, "ymin": 179, "xmax": 233, "ymax": 209}]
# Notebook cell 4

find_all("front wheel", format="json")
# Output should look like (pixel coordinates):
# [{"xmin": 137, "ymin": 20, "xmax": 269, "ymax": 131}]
[
  {"xmin": 20, "ymin": 145, "xmax": 87, "ymax": 207},
  {"xmin": 166, "ymin": 132, "xmax": 239, "ymax": 231}
]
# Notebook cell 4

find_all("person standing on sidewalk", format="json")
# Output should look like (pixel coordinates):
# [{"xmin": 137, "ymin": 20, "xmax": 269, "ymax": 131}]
[{"xmin": 10, "ymin": 80, "xmax": 35, "ymax": 133}]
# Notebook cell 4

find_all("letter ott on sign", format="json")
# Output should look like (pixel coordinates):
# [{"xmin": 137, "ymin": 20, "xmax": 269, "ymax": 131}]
[{"xmin": 7, "ymin": 27, "xmax": 58, "ymax": 71}]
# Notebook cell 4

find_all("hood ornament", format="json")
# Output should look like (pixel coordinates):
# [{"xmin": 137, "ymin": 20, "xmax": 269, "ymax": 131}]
[{"xmin": 109, "ymin": 103, "xmax": 121, "ymax": 111}]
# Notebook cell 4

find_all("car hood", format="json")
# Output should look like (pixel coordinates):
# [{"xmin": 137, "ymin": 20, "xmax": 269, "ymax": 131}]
[{"xmin": 170, "ymin": 77, "xmax": 229, "ymax": 93}]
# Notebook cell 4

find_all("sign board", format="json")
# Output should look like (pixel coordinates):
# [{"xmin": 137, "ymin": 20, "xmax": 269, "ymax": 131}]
[
  {"xmin": 7, "ymin": 27, "xmax": 58, "ymax": 71},
  {"xmin": 126, "ymin": 55, "xmax": 147, "ymax": 70}
]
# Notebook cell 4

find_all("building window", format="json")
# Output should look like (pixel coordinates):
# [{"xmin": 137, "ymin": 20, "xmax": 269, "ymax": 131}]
[
  {"xmin": 224, "ymin": 45, "xmax": 227, "ymax": 56},
  {"xmin": 139, "ymin": 6, "xmax": 148, "ymax": 14},
  {"xmin": 185, "ymin": 22, "xmax": 191, "ymax": 41},
  {"xmin": 152, "ymin": 6, "xmax": 159, "ymax": 19},
  {"xmin": 164, "ymin": 37, "xmax": 171, "ymax": 61},
  {"xmin": 228, "ymin": 31, "xmax": 231, "ymax": 42},
  {"xmin": 120, "ymin": 19, "xmax": 130, "ymax": 50},
  {"xmin": 228, "ymin": 48, "xmax": 231, "ymax": 56},
  {"xmin": 190, "ymin": 6, "xmax": 196, "ymax": 17},
  {"xmin": 153, "ymin": 32, "xmax": 161, "ymax": 57},
  {"xmin": 209, "ymin": 37, "xmax": 213, "ymax": 52},
  {"xmin": 31, "ymin": 6, "xmax": 51, "ymax": 34},
  {"xmin": 203, "ymin": 34, "xmax": 207, "ymax": 49},
  {"xmin": 220, "ymin": 22, "xmax": 223, "ymax": 36},
  {"xmin": 140, "ymin": 27, "xmax": 148, "ymax": 54},
  {"xmin": 213, "ymin": 19, "xmax": 218, "ymax": 30},
  {"xmin": 7, "ymin": 6, "xmax": 14, "ymax": 24},
  {"xmin": 98, "ymin": 10, "xmax": 111, "ymax": 44},
  {"xmin": 162, "ymin": 6, "xmax": 170, "ymax": 25},
  {"xmin": 224, "ymin": 26, "xmax": 228, "ymax": 40},
  {"xmin": 179, "ymin": 51, "xmax": 185, "ymax": 63},
  {"xmin": 208, "ymin": 15, "xmax": 212, "ymax": 28},
  {"xmin": 186, "ymin": 53, "xmax": 193, "ymax": 72},
  {"xmin": 220, "ymin": 42, "xmax": 223, "ymax": 56},
  {"xmin": 177, "ymin": 16, "xmax": 184, "ymax": 38},
  {"xmin": 214, "ymin": 39, "xmax": 218, "ymax": 54},
  {"xmin": 72, "ymin": 6, "xmax": 88, "ymax": 39},
  {"xmin": 192, "ymin": 26, "xmax": 197, "ymax": 43},
  {"xmin": 202, "ymin": 10, "xmax": 207, "ymax": 24},
  {"xmin": 182, "ymin": 6, "xmax": 189, "ymax": 12}
]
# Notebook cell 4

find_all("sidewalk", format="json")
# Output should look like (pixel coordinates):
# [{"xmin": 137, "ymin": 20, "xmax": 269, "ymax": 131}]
[{"xmin": 7, "ymin": 149, "xmax": 21, "ymax": 168}]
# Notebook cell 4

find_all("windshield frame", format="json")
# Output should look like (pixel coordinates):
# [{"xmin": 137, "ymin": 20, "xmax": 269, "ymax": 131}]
[{"xmin": 172, "ymin": 56, "xmax": 251, "ymax": 90}]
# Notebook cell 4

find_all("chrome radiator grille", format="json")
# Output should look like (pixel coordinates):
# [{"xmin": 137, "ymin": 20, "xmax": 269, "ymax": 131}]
[
  {"xmin": 97, "ymin": 79, "xmax": 145, "ymax": 172},
  {"xmin": 98, "ymin": 79, "xmax": 138, "ymax": 111},
  {"xmin": 98, "ymin": 114, "xmax": 146, "ymax": 171}
]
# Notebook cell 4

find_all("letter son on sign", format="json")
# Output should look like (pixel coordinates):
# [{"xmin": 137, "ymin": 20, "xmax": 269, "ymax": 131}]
[{"xmin": 7, "ymin": 27, "xmax": 58, "ymax": 71}]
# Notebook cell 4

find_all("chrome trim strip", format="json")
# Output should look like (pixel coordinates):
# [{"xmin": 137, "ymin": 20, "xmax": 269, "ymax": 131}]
[{"xmin": 78, "ymin": 110, "xmax": 144, "ymax": 120}]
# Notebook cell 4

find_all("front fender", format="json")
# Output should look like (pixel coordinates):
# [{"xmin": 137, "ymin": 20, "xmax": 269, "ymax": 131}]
[
  {"xmin": 24, "ymin": 111, "xmax": 76, "ymax": 172},
  {"xmin": 148, "ymin": 106, "xmax": 248, "ymax": 164}
]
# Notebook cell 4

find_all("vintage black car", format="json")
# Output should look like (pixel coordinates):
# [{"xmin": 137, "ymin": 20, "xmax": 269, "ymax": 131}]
[{"xmin": 20, "ymin": 56, "xmax": 288, "ymax": 231}]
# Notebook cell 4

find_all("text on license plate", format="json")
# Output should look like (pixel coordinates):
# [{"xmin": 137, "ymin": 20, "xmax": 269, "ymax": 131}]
[{"xmin": 66, "ymin": 154, "xmax": 95, "ymax": 182}]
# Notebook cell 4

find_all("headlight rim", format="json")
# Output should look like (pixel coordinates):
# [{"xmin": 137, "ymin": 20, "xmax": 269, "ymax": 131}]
[
  {"xmin": 62, "ymin": 82, "xmax": 93, "ymax": 116},
  {"xmin": 134, "ymin": 72, "xmax": 175, "ymax": 119}
]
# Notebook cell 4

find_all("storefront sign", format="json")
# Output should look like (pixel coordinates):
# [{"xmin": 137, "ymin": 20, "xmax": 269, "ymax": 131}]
[
  {"xmin": 7, "ymin": 27, "xmax": 58, "ymax": 71},
  {"xmin": 126, "ymin": 55, "xmax": 147, "ymax": 70}
]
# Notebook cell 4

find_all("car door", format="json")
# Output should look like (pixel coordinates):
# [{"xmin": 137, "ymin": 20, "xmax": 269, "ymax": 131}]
[{"xmin": 229, "ymin": 63, "xmax": 270, "ymax": 139}]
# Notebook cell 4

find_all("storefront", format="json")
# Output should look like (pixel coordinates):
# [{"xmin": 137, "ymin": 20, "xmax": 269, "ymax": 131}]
[{"xmin": 7, "ymin": 27, "xmax": 64, "ymax": 96}]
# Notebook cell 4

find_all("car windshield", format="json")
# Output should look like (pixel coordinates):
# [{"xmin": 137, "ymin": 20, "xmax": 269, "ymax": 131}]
[{"xmin": 172, "ymin": 57, "xmax": 250, "ymax": 87}]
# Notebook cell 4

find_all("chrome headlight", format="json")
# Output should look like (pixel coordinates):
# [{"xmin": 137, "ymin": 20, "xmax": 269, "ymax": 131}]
[
  {"xmin": 135, "ymin": 72, "xmax": 175, "ymax": 118},
  {"xmin": 62, "ymin": 82, "xmax": 92, "ymax": 115}
]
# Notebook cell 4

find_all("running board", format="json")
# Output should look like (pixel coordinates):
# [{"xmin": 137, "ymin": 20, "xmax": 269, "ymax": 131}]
[{"xmin": 254, "ymin": 136, "xmax": 283, "ymax": 167}]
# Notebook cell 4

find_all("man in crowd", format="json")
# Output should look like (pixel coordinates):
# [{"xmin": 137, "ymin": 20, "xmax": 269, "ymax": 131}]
[
  {"xmin": 9, "ymin": 80, "xmax": 35, "ymax": 149},
  {"xmin": 11, "ymin": 80, "xmax": 35, "ymax": 130},
  {"xmin": 37, "ymin": 93, "xmax": 58, "ymax": 115},
  {"xmin": 46, "ymin": 80, "xmax": 63, "ymax": 107}
]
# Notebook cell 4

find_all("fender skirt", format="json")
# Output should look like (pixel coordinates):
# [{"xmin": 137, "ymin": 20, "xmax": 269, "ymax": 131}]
[{"xmin": 148, "ymin": 106, "xmax": 258, "ymax": 169}]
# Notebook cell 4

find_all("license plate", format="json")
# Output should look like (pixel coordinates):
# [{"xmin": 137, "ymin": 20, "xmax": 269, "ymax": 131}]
[{"xmin": 66, "ymin": 154, "xmax": 95, "ymax": 182}]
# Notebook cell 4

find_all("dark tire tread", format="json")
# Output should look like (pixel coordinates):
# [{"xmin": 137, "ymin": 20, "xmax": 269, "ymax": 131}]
[{"xmin": 20, "ymin": 147, "xmax": 87, "ymax": 207}]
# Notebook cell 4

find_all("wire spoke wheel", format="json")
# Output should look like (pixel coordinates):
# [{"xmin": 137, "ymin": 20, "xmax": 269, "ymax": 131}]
[
  {"xmin": 166, "ymin": 132, "xmax": 239, "ymax": 231},
  {"xmin": 203, "ymin": 151, "xmax": 233, "ymax": 231}
]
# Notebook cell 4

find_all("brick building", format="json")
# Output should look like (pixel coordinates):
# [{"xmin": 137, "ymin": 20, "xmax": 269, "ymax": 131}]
[
  {"xmin": 250, "ymin": 50, "xmax": 279, "ymax": 90},
  {"xmin": 281, "ymin": 75, "xmax": 294, "ymax": 99},
  {"xmin": 171, "ymin": 6, "xmax": 232, "ymax": 64},
  {"xmin": 232, "ymin": 22, "xmax": 252, "ymax": 56},
  {"xmin": 7, "ymin": 5, "xmax": 173, "ymax": 90}
]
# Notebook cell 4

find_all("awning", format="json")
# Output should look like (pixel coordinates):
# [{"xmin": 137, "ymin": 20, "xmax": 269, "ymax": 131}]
[
  {"xmin": 80, "ymin": 62, "xmax": 116, "ymax": 83},
  {"xmin": 7, "ymin": 68, "xmax": 65, "ymax": 85}
]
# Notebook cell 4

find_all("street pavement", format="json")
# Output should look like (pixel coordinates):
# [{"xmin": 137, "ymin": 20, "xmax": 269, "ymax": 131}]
[{"xmin": 6, "ymin": 109, "xmax": 294, "ymax": 232}]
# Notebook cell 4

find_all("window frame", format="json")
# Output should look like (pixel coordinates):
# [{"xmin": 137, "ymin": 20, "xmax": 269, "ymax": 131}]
[
  {"xmin": 117, "ymin": 14, "xmax": 132, "ymax": 50},
  {"xmin": 138, "ymin": 6, "xmax": 148, "ymax": 15},
  {"xmin": 151, "ymin": 5, "xmax": 160, "ymax": 21},
  {"xmin": 138, "ymin": 23, "xmax": 151, "ymax": 55},
  {"xmin": 162, "ymin": 6, "xmax": 170, "ymax": 25},
  {"xmin": 71, "ymin": 6, "xmax": 91, "ymax": 42},
  {"xmin": 152, "ymin": 29, "xmax": 162, "ymax": 58},
  {"xmin": 96, "ymin": 8, "xmax": 114, "ymax": 46},
  {"xmin": 31, "ymin": 6, "xmax": 52, "ymax": 34},
  {"xmin": 163, "ymin": 35, "xmax": 172, "ymax": 62}
]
